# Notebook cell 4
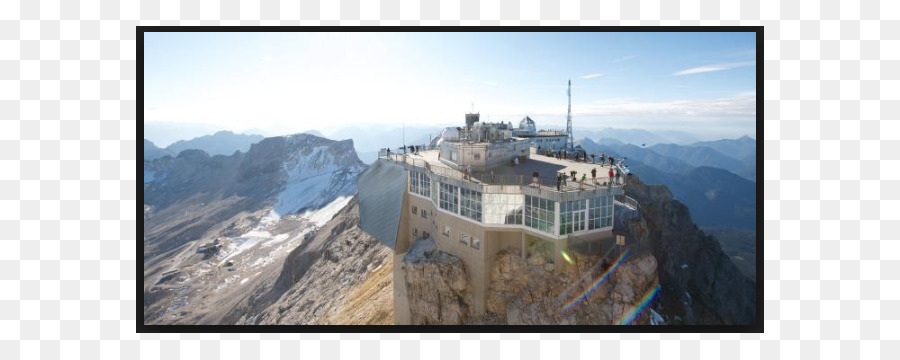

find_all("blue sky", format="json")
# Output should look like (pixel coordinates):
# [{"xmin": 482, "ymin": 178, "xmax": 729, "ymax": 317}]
[{"xmin": 144, "ymin": 32, "xmax": 756, "ymax": 139}]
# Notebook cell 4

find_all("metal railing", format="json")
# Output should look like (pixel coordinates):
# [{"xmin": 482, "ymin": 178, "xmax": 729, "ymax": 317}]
[
  {"xmin": 378, "ymin": 151, "xmax": 624, "ymax": 196},
  {"xmin": 615, "ymin": 195, "xmax": 640, "ymax": 210}
]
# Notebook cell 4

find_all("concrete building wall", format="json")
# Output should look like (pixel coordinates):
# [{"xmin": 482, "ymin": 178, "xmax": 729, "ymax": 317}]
[
  {"xmin": 393, "ymin": 179, "xmax": 619, "ymax": 323},
  {"xmin": 430, "ymin": 205, "xmax": 489, "ymax": 314}
]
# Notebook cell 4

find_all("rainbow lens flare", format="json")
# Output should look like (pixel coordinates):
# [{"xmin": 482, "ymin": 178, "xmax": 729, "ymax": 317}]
[
  {"xmin": 561, "ymin": 249, "xmax": 630, "ymax": 314},
  {"xmin": 615, "ymin": 284, "xmax": 661, "ymax": 325}
]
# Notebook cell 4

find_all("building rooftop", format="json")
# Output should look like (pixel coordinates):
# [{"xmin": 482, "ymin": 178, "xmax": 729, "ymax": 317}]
[{"xmin": 384, "ymin": 147, "xmax": 624, "ymax": 193}]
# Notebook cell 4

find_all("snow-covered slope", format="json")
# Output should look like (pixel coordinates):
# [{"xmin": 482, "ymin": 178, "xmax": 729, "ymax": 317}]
[
  {"xmin": 273, "ymin": 138, "xmax": 366, "ymax": 215},
  {"xmin": 143, "ymin": 133, "xmax": 371, "ymax": 325}
]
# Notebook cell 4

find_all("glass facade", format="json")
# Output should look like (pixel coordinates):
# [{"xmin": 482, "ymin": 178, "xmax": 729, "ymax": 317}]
[
  {"xmin": 560, "ymin": 199, "xmax": 587, "ymax": 235},
  {"xmin": 589, "ymin": 194, "xmax": 614, "ymax": 229},
  {"xmin": 425, "ymin": 181, "xmax": 610, "ymax": 235},
  {"xmin": 460, "ymin": 188, "xmax": 483, "ymax": 222},
  {"xmin": 483, "ymin": 193, "xmax": 524, "ymax": 225},
  {"xmin": 439, "ymin": 183, "xmax": 459, "ymax": 213},
  {"xmin": 524, "ymin": 195, "xmax": 555, "ymax": 234},
  {"xmin": 409, "ymin": 171, "xmax": 431, "ymax": 198}
]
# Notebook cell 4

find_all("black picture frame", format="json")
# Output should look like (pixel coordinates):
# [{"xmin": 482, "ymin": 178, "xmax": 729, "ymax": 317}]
[{"xmin": 138, "ymin": 25, "xmax": 764, "ymax": 334}]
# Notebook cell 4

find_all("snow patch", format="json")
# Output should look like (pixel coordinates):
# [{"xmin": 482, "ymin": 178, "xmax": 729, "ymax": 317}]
[
  {"xmin": 273, "ymin": 145, "xmax": 363, "ymax": 216},
  {"xmin": 220, "ymin": 231, "xmax": 286, "ymax": 263},
  {"xmin": 299, "ymin": 196, "xmax": 352, "ymax": 227},
  {"xmin": 650, "ymin": 309, "xmax": 665, "ymax": 325}
]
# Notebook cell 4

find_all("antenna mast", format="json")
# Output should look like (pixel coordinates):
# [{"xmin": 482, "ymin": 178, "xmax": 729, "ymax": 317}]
[{"xmin": 566, "ymin": 79, "xmax": 574, "ymax": 151}]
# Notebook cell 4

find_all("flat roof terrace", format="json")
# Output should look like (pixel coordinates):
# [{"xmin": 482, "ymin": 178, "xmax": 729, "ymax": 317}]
[{"xmin": 384, "ymin": 148, "xmax": 624, "ymax": 192}]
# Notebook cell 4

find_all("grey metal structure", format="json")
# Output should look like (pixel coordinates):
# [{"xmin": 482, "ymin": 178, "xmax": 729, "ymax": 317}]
[
  {"xmin": 566, "ymin": 79, "xmax": 574, "ymax": 151},
  {"xmin": 358, "ymin": 159, "xmax": 407, "ymax": 249}
]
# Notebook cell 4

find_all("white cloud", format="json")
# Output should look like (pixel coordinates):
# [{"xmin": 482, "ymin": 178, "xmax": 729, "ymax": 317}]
[
  {"xmin": 613, "ymin": 55, "xmax": 634, "ymax": 63},
  {"xmin": 581, "ymin": 73, "xmax": 603, "ymax": 79},
  {"xmin": 673, "ymin": 61, "xmax": 756, "ymax": 76}
]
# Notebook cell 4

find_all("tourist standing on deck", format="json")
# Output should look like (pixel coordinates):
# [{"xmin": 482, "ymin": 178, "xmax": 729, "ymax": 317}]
[
  {"xmin": 608, "ymin": 167, "xmax": 614, "ymax": 187},
  {"xmin": 580, "ymin": 174, "xmax": 586, "ymax": 189},
  {"xmin": 600, "ymin": 152, "xmax": 605, "ymax": 164},
  {"xmin": 556, "ymin": 173, "xmax": 562, "ymax": 191},
  {"xmin": 532, "ymin": 170, "xmax": 539, "ymax": 186},
  {"xmin": 591, "ymin": 168, "xmax": 597, "ymax": 184}
]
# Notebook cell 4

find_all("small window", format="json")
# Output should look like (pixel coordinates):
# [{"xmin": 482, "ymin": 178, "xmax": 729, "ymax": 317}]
[
  {"xmin": 471, "ymin": 237, "xmax": 481, "ymax": 249},
  {"xmin": 423, "ymin": 231, "xmax": 430, "ymax": 239},
  {"xmin": 411, "ymin": 206, "xmax": 418, "ymax": 215},
  {"xmin": 460, "ymin": 232, "xmax": 470, "ymax": 246},
  {"xmin": 474, "ymin": 153, "xmax": 481, "ymax": 160},
  {"xmin": 421, "ymin": 210, "xmax": 428, "ymax": 219},
  {"xmin": 443, "ymin": 226, "xmax": 451, "ymax": 237},
  {"xmin": 413, "ymin": 228, "xmax": 418, "ymax": 237}
]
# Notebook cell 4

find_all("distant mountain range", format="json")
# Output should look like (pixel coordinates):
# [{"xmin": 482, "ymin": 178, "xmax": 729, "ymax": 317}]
[
  {"xmin": 576, "ymin": 127, "xmax": 704, "ymax": 146},
  {"xmin": 144, "ymin": 131, "xmax": 265, "ymax": 160},
  {"xmin": 578, "ymin": 135, "xmax": 757, "ymax": 230},
  {"xmin": 330, "ymin": 125, "xmax": 443, "ymax": 164}
]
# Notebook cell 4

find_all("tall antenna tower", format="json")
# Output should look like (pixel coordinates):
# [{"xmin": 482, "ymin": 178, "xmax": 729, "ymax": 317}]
[{"xmin": 566, "ymin": 79, "xmax": 574, "ymax": 151}]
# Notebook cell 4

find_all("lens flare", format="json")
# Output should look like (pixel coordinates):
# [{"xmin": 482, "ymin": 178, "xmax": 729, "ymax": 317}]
[
  {"xmin": 561, "ymin": 249, "xmax": 630, "ymax": 314},
  {"xmin": 561, "ymin": 250, "xmax": 574, "ymax": 265},
  {"xmin": 615, "ymin": 284, "xmax": 661, "ymax": 325}
]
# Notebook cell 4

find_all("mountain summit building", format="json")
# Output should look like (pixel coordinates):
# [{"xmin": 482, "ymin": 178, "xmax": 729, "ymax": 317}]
[{"xmin": 358, "ymin": 112, "xmax": 629, "ymax": 325}]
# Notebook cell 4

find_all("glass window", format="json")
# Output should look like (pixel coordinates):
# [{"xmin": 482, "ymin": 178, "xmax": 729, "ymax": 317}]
[
  {"xmin": 443, "ymin": 225, "xmax": 451, "ymax": 237},
  {"xmin": 409, "ymin": 171, "xmax": 432, "ymax": 198},
  {"xmin": 421, "ymin": 209, "xmax": 428, "ymax": 219},
  {"xmin": 471, "ymin": 237, "xmax": 481, "ymax": 250},
  {"xmin": 460, "ymin": 188, "xmax": 482, "ymax": 222},
  {"xmin": 560, "ymin": 200, "xmax": 586, "ymax": 235},
  {"xmin": 439, "ymin": 183, "xmax": 459, "ymax": 214},
  {"xmin": 588, "ymin": 195, "xmax": 614, "ymax": 230},
  {"xmin": 483, "ymin": 193, "xmax": 524, "ymax": 225},
  {"xmin": 460, "ymin": 232, "xmax": 469, "ymax": 246},
  {"xmin": 525, "ymin": 195, "xmax": 555, "ymax": 234},
  {"xmin": 411, "ymin": 206, "xmax": 418, "ymax": 215}
]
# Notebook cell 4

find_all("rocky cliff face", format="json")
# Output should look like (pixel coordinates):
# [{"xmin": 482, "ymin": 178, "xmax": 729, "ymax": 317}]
[
  {"xmin": 485, "ymin": 250, "xmax": 659, "ymax": 325},
  {"xmin": 244, "ymin": 197, "xmax": 394, "ymax": 325},
  {"xmin": 401, "ymin": 239, "xmax": 473, "ymax": 325},
  {"xmin": 400, "ymin": 240, "xmax": 659, "ymax": 325},
  {"xmin": 623, "ymin": 175, "xmax": 756, "ymax": 325},
  {"xmin": 143, "ymin": 133, "xmax": 384, "ymax": 325}
]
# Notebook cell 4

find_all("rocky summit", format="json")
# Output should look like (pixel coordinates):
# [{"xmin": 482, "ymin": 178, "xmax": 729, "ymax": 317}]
[{"xmin": 142, "ymin": 133, "xmax": 386, "ymax": 325}]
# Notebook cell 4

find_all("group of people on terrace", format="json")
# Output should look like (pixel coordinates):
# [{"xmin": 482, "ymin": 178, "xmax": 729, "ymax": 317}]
[
  {"xmin": 549, "ymin": 166, "xmax": 621, "ymax": 191},
  {"xmin": 537, "ymin": 146, "xmax": 619, "ymax": 167}
]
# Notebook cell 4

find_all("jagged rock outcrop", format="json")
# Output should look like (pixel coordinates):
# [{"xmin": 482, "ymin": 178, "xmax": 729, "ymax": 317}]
[
  {"xmin": 143, "ymin": 133, "xmax": 381, "ymax": 325},
  {"xmin": 247, "ymin": 197, "xmax": 394, "ymax": 325},
  {"xmin": 401, "ymin": 239, "xmax": 473, "ymax": 325},
  {"xmin": 623, "ymin": 175, "xmax": 756, "ymax": 325},
  {"xmin": 486, "ymin": 250, "xmax": 658, "ymax": 325}
]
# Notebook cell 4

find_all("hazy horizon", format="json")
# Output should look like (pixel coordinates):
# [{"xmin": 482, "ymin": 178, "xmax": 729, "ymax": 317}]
[{"xmin": 145, "ymin": 32, "xmax": 757, "ymax": 144}]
